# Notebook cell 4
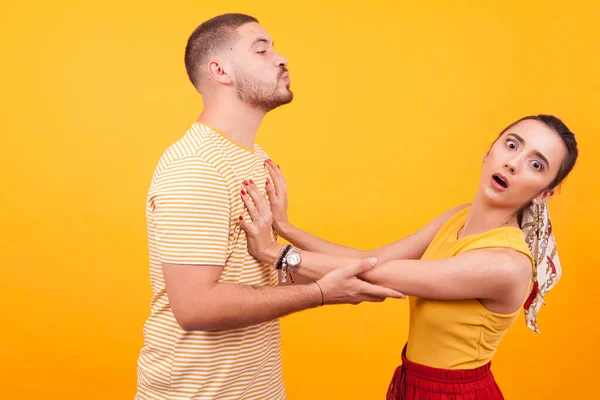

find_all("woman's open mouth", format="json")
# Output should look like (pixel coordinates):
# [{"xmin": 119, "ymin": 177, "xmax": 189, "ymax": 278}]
[{"xmin": 491, "ymin": 174, "xmax": 509, "ymax": 191}]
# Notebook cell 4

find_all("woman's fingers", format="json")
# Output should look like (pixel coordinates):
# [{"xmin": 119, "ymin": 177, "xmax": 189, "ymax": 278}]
[
  {"xmin": 265, "ymin": 160, "xmax": 286, "ymax": 195},
  {"xmin": 240, "ymin": 187, "xmax": 260, "ymax": 222},
  {"xmin": 245, "ymin": 180, "xmax": 272, "ymax": 218},
  {"xmin": 265, "ymin": 178, "xmax": 278, "ymax": 203},
  {"xmin": 238, "ymin": 215, "xmax": 255, "ymax": 235}
]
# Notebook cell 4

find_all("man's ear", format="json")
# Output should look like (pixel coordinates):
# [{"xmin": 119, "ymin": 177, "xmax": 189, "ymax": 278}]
[{"xmin": 207, "ymin": 59, "xmax": 233, "ymax": 85}]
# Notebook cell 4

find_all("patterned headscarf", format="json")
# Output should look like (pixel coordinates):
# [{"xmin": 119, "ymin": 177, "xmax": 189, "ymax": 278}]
[{"xmin": 521, "ymin": 203, "xmax": 561, "ymax": 333}]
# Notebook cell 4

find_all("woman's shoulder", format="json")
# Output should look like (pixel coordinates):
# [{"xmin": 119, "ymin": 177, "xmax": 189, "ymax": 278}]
[{"xmin": 430, "ymin": 203, "xmax": 471, "ymax": 230}]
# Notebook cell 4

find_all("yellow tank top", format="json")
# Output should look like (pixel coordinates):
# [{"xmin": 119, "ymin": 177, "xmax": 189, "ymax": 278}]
[{"xmin": 405, "ymin": 207, "xmax": 534, "ymax": 370}]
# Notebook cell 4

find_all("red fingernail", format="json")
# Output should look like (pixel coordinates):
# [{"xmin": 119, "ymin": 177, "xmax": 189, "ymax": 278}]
[
  {"xmin": 277, "ymin": 165, "xmax": 280, "ymax": 169},
  {"xmin": 243, "ymin": 180, "xmax": 249, "ymax": 186},
  {"xmin": 239, "ymin": 215, "xmax": 243, "ymax": 220},
  {"xmin": 241, "ymin": 189, "xmax": 246, "ymax": 195},
  {"xmin": 266, "ymin": 179, "xmax": 270, "ymax": 185},
  {"xmin": 249, "ymin": 179, "xmax": 254, "ymax": 184}
]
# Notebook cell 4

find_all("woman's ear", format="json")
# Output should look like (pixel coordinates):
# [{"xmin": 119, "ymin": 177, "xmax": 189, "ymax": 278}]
[{"xmin": 532, "ymin": 189, "xmax": 556, "ymax": 205}]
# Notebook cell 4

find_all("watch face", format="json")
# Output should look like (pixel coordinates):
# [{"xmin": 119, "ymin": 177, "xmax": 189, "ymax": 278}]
[{"xmin": 287, "ymin": 252, "xmax": 301, "ymax": 266}]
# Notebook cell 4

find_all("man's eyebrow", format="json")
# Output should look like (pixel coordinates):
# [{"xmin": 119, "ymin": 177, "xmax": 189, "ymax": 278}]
[{"xmin": 251, "ymin": 37, "xmax": 272, "ymax": 47}]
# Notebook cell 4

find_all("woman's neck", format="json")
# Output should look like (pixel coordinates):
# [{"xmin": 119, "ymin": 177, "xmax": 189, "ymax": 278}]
[{"xmin": 459, "ymin": 192, "xmax": 519, "ymax": 239}]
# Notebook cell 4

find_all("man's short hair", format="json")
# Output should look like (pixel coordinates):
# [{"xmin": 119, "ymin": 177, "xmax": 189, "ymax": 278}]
[{"xmin": 184, "ymin": 13, "xmax": 258, "ymax": 88}]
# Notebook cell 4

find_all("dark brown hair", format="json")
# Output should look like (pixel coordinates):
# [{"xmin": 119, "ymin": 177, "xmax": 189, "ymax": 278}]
[{"xmin": 184, "ymin": 13, "xmax": 258, "ymax": 88}]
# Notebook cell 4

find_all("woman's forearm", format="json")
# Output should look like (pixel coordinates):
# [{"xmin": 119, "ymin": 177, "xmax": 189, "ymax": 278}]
[
  {"xmin": 257, "ymin": 245, "xmax": 518, "ymax": 302},
  {"xmin": 259, "ymin": 242, "xmax": 361, "ymax": 280},
  {"xmin": 277, "ymin": 222, "xmax": 371, "ymax": 258}
]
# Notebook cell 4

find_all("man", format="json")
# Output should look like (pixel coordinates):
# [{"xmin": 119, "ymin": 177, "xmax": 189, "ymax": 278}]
[{"xmin": 136, "ymin": 13, "xmax": 403, "ymax": 399}]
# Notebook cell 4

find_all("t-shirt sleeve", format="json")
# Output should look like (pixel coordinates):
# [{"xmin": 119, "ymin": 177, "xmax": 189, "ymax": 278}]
[{"xmin": 150, "ymin": 156, "xmax": 231, "ymax": 265}]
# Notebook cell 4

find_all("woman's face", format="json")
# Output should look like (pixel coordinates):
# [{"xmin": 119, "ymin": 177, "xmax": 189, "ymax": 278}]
[{"xmin": 479, "ymin": 119, "xmax": 567, "ymax": 210}]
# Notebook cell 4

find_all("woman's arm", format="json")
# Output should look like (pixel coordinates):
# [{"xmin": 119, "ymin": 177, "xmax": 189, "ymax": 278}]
[
  {"xmin": 361, "ymin": 249, "xmax": 532, "ymax": 301},
  {"xmin": 240, "ymin": 179, "xmax": 530, "ymax": 303},
  {"xmin": 252, "ymin": 240, "xmax": 531, "ymax": 303},
  {"xmin": 275, "ymin": 222, "xmax": 369, "ymax": 258},
  {"xmin": 276, "ymin": 203, "xmax": 467, "ymax": 262},
  {"xmin": 262, "ymin": 160, "xmax": 468, "ymax": 262}
]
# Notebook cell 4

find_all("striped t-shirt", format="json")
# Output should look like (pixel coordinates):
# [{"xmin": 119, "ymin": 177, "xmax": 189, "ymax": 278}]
[{"xmin": 136, "ymin": 123, "xmax": 284, "ymax": 400}]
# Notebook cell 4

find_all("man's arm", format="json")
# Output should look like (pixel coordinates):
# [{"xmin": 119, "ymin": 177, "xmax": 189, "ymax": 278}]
[
  {"xmin": 152, "ymin": 156, "xmax": 403, "ymax": 332},
  {"xmin": 162, "ymin": 263, "xmax": 320, "ymax": 331},
  {"xmin": 163, "ymin": 258, "xmax": 404, "ymax": 332}
]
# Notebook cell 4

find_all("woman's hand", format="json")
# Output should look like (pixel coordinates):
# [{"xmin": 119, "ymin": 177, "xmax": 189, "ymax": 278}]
[
  {"xmin": 239, "ymin": 180, "xmax": 282, "ymax": 264},
  {"xmin": 264, "ymin": 159, "xmax": 291, "ymax": 235}
]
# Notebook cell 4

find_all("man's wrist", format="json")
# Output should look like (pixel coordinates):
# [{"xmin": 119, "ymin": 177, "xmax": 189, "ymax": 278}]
[{"xmin": 312, "ymin": 280, "xmax": 325, "ymax": 307}]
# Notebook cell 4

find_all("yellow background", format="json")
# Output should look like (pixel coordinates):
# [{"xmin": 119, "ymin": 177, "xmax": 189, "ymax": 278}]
[{"xmin": 2, "ymin": 0, "xmax": 599, "ymax": 399}]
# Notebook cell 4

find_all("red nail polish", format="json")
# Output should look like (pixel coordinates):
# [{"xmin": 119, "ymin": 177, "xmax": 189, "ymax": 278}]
[
  {"xmin": 277, "ymin": 165, "xmax": 280, "ymax": 169},
  {"xmin": 241, "ymin": 189, "xmax": 246, "ymax": 195},
  {"xmin": 239, "ymin": 215, "xmax": 243, "ymax": 220},
  {"xmin": 249, "ymin": 179, "xmax": 254, "ymax": 184},
  {"xmin": 266, "ymin": 179, "xmax": 270, "ymax": 185},
  {"xmin": 243, "ymin": 180, "xmax": 249, "ymax": 186}
]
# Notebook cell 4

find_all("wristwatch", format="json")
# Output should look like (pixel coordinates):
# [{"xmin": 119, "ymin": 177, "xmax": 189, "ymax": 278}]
[
  {"xmin": 285, "ymin": 247, "xmax": 302, "ymax": 271},
  {"xmin": 280, "ymin": 246, "xmax": 302, "ymax": 283}
]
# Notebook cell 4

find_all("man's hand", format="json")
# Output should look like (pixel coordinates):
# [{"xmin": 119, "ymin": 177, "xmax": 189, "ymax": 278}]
[{"xmin": 317, "ymin": 258, "xmax": 406, "ymax": 304}]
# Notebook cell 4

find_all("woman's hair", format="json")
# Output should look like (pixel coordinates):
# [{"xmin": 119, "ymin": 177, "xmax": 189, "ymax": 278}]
[{"xmin": 493, "ymin": 115, "xmax": 578, "ymax": 225}]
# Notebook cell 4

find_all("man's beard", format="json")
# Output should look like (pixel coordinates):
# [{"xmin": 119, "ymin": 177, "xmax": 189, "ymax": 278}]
[{"xmin": 235, "ymin": 68, "xmax": 293, "ymax": 112}]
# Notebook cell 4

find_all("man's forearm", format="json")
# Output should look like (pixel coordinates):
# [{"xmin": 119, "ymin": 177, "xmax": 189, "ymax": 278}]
[{"xmin": 180, "ymin": 280, "xmax": 322, "ymax": 332}]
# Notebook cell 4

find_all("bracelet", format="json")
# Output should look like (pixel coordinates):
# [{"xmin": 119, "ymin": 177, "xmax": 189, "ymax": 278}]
[
  {"xmin": 314, "ymin": 281, "xmax": 324, "ymax": 306},
  {"xmin": 274, "ymin": 244, "xmax": 292, "ymax": 270},
  {"xmin": 273, "ymin": 244, "xmax": 286, "ymax": 267}
]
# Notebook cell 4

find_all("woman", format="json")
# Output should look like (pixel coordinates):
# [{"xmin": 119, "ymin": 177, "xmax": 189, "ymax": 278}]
[{"xmin": 238, "ymin": 115, "xmax": 578, "ymax": 399}]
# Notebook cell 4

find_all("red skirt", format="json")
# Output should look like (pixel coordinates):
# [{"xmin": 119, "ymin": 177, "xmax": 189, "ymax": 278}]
[{"xmin": 386, "ymin": 346, "xmax": 504, "ymax": 400}]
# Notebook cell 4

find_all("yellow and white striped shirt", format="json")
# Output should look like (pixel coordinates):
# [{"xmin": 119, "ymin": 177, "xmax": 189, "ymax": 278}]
[{"xmin": 136, "ymin": 123, "xmax": 284, "ymax": 400}]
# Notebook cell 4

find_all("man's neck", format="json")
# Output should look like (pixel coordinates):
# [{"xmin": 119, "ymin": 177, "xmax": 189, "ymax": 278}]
[
  {"xmin": 460, "ymin": 191, "xmax": 519, "ymax": 238},
  {"xmin": 197, "ymin": 100, "xmax": 266, "ymax": 150}
]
